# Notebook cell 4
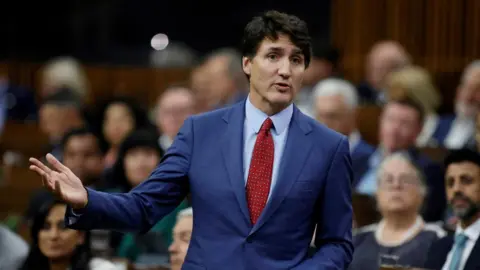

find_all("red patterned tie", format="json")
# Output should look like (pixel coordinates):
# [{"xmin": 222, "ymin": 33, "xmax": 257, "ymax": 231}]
[{"xmin": 246, "ymin": 118, "xmax": 274, "ymax": 224}]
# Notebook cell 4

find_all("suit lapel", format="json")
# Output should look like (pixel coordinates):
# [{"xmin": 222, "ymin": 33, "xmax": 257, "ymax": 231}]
[
  {"xmin": 250, "ymin": 107, "xmax": 313, "ymax": 235},
  {"xmin": 221, "ymin": 102, "xmax": 251, "ymax": 224},
  {"xmin": 464, "ymin": 236, "xmax": 480, "ymax": 269}
]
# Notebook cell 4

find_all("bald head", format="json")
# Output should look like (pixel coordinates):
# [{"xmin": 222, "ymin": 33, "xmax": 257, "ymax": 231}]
[
  {"xmin": 155, "ymin": 87, "xmax": 195, "ymax": 139},
  {"xmin": 201, "ymin": 48, "xmax": 247, "ymax": 108},
  {"xmin": 366, "ymin": 41, "xmax": 411, "ymax": 90},
  {"xmin": 455, "ymin": 60, "xmax": 480, "ymax": 118}
]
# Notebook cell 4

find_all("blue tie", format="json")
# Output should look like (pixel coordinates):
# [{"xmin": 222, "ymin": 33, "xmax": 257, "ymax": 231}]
[{"xmin": 449, "ymin": 233, "xmax": 469, "ymax": 270}]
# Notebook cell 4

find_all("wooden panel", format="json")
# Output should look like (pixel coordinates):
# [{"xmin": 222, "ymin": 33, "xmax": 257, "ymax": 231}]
[
  {"xmin": 331, "ymin": 0, "xmax": 480, "ymax": 114},
  {"xmin": 0, "ymin": 121, "xmax": 49, "ymax": 159},
  {"xmin": 1, "ymin": 61, "xmax": 191, "ymax": 109},
  {"xmin": 356, "ymin": 105, "xmax": 382, "ymax": 146}
]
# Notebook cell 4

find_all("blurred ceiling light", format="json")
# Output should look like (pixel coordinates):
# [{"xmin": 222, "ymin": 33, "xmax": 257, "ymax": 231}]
[{"xmin": 151, "ymin": 33, "xmax": 169, "ymax": 50}]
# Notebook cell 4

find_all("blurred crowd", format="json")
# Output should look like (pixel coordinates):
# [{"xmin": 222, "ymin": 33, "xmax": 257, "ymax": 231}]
[{"xmin": 0, "ymin": 36, "xmax": 480, "ymax": 270}]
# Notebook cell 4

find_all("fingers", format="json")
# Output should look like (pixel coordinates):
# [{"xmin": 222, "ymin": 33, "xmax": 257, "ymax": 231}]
[
  {"xmin": 29, "ymin": 158, "xmax": 52, "ymax": 175},
  {"xmin": 55, "ymin": 180, "xmax": 64, "ymax": 200},
  {"xmin": 46, "ymin": 153, "xmax": 69, "ymax": 173}
]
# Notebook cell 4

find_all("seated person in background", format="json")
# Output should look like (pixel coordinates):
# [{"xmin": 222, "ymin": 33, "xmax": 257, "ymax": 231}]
[
  {"xmin": 313, "ymin": 78, "xmax": 375, "ymax": 184},
  {"xmin": 433, "ymin": 60, "xmax": 480, "ymax": 150},
  {"xmin": 169, "ymin": 207, "xmax": 193, "ymax": 270},
  {"xmin": 356, "ymin": 97, "xmax": 446, "ymax": 222},
  {"xmin": 153, "ymin": 86, "xmax": 196, "ymax": 152},
  {"xmin": 0, "ymin": 224, "xmax": 29, "ymax": 269},
  {"xmin": 60, "ymin": 127, "xmax": 106, "ymax": 189},
  {"xmin": 107, "ymin": 129, "xmax": 188, "ymax": 263},
  {"xmin": 425, "ymin": 149, "xmax": 480, "ymax": 270},
  {"xmin": 385, "ymin": 65, "xmax": 442, "ymax": 148},
  {"xmin": 20, "ymin": 199, "xmax": 116, "ymax": 270},
  {"xmin": 39, "ymin": 88, "xmax": 86, "ymax": 160},
  {"xmin": 350, "ymin": 153, "xmax": 445, "ymax": 270},
  {"xmin": 357, "ymin": 40, "xmax": 411, "ymax": 105},
  {"xmin": 97, "ymin": 97, "xmax": 152, "ymax": 168},
  {"xmin": 25, "ymin": 128, "xmax": 106, "ymax": 229}
]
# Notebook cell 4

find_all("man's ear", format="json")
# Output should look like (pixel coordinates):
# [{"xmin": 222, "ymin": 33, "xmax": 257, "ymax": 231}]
[{"xmin": 242, "ymin": 56, "xmax": 251, "ymax": 76}]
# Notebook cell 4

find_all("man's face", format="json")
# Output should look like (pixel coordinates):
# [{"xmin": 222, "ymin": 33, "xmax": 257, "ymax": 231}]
[
  {"xmin": 315, "ymin": 94, "xmax": 354, "ymax": 136},
  {"xmin": 63, "ymin": 134, "xmax": 104, "ymax": 185},
  {"xmin": 379, "ymin": 103, "xmax": 421, "ymax": 153},
  {"xmin": 169, "ymin": 216, "xmax": 193, "ymax": 270},
  {"xmin": 203, "ymin": 56, "xmax": 237, "ymax": 106},
  {"xmin": 156, "ymin": 89, "xmax": 195, "ymax": 139},
  {"xmin": 446, "ymin": 162, "xmax": 480, "ymax": 221},
  {"xmin": 455, "ymin": 69, "xmax": 480, "ymax": 118},
  {"xmin": 243, "ymin": 34, "xmax": 306, "ymax": 112}
]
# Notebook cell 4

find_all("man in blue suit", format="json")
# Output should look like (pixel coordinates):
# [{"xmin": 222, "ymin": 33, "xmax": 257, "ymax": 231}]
[{"xmin": 29, "ymin": 10, "xmax": 354, "ymax": 269}]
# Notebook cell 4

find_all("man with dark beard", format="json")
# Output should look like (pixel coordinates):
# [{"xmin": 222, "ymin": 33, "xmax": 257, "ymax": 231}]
[{"xmin": 425, "ymin": 149, "xmax": 480, "ymax": 270}]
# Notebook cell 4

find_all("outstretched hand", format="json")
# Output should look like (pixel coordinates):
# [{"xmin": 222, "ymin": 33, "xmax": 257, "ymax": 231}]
[{"xmin": 29, "ymin": 153, "xmax": 88, "ymax": 209}]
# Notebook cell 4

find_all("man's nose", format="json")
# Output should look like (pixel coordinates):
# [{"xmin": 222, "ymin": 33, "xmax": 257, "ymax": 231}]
[
  {"xmin": 278, "ymin": 59, "xmax": 292, "ymax": 77},
  {"xmin": 169, "ymin": 242, "xmax": 178, "ymax": 253}
]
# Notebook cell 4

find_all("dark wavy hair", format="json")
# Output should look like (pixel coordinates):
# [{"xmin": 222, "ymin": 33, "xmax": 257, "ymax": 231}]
[
  {"xmin": 108, "ymin": 129, "xmax": 164, "ymax": 192},
  {"xmin": 242, "ymin": 10, "xmax": 312, "ymax": 68},
  {"xmin": 95, "ymin": 96, "xmax": 155, "ymax": 147},
  {"xmin": 20, "ymin": 199, "xmax": 91, "ymax": 270}
]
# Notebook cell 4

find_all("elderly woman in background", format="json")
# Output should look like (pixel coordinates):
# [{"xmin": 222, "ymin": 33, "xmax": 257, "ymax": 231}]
[
  {"xmin": 169, "ymin": 207, "xmax": 193, "ymax": 270},
  {"xmin": 349, "ymin": 153, "xmax": 445, "ymax": 270},
  {"xmin": 386, "ymin": 66, "xmax": 442, "ymax": 147}
]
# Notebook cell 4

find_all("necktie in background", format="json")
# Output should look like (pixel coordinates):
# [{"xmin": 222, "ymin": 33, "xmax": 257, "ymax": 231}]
[{"xmin": 449, "ymin": 233, "xmax": 468, "ymax": 270}]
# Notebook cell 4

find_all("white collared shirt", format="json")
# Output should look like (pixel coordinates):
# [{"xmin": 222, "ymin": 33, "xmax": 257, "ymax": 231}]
[
  {"xmin": 416, "ymin": 113, "xmax": 439, "ymax": 147},
  {"xmin": 444, "ymin": 117, "xmax": 475, "ymax": 149},
  {"xmin": 442, "ymin": 218, "xmax": 480, "ymax": 270},
  {"xmin": 243, "ymin": 96, "xmax": 293, "ymax": 200},
  {"xmin": 348, "ymin": 130, "xmax": 361, "ymax": 153}
]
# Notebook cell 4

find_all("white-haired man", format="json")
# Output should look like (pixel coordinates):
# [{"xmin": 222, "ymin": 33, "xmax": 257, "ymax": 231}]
[
  {"xmin": 168, "ymin": 207, "xmax": 193, "ymax": 270},
  {"xmin": 313, "ymin": 78, "xmax": 375, "ymax": 183},
  {"xmin": 433, "ymin": 60, "xmax": 480, "ymax": 149}
]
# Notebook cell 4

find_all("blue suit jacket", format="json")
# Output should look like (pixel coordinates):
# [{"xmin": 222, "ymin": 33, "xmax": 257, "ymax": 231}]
[{"xmin": 65, "ymin": 101, "xmax": 354, "ymax": 270}]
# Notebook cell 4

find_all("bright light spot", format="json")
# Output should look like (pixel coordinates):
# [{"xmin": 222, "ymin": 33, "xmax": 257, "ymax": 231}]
[{"xmin": 151, "ymin": 33, "xmax": 169, "ymax": 50}]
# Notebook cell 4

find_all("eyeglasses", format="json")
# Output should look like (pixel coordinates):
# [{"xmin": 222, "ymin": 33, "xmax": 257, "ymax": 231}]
[{"xmin": 378, "ymin": 175, "xmax": 421, "ymax": 189}]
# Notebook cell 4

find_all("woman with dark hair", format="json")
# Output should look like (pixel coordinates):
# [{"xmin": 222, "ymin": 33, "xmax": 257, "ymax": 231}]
[
  {"xmin": 96, "ymin": 97, "xmax": 154, "ymax": 168},
  {"xmin": 106, "ymin": 129, "xmax": 188, "ymax": 265},
  {"xmin": 21, "ymin": 198, "xmax": 116, "ymax": 270}
]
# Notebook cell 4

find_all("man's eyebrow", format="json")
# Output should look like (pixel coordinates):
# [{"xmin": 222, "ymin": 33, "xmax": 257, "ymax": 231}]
[{"xmin": 267, "ymin": 47, "xmax": 304, "ymax": 57}]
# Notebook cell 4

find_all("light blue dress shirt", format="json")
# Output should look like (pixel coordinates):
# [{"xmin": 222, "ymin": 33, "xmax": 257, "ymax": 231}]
[{"xmin": 243, "ymin": 96, "xmax": 293, "ymax": 200}]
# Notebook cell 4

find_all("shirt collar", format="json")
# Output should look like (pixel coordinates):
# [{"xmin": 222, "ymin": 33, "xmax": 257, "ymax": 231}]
[
  {"xmin": 456, "ymin": 218, "xmax": 480, "ymax": 242},
  {"xmin": 349, "ymin": 130, "xmax": 361, "ymax": 152},
  {"xmin": 245, "ymin": 95, "xmax": 293, "ymax": 135}
]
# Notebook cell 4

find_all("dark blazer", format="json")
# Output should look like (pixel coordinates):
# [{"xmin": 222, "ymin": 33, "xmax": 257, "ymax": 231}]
[
  {"xmin": 432, "ymin": 114, "xmax": 476, "ymax": 150},
  {"xmin": 425, "ymin": 233, "xmax": 480, "ymax": 270},
  {"xmin": 65, "ymin": 101, "xmax": 354, "ymax": 270},
  {"xmin": 351, "ymin": 139, "xmax": 375, "ymax": 186}
]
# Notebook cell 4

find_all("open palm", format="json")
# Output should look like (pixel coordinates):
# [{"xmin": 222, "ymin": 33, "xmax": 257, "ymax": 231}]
[{"xmin": 29, "ymin": 153, "xmax": 88, "ymax": 209}]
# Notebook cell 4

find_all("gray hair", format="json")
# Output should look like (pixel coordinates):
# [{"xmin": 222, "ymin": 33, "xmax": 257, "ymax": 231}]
[
  {"xmin": 376, "ymin": 152, "xmax": 427, "ymax": 195},
  {"xmin": 313, "ymin": 78, "xmax": 359, "ymax": 109},
  {"xmin": 42, "ymin": 56, "xmax": 88, "ymax": 99},
  {"xmin": 462, "ymin": 60, "xmax": 480, "ymax": 84},
  {"xmin": 177, "ymin": 207, "xmax": 193, "ymax": 221}
]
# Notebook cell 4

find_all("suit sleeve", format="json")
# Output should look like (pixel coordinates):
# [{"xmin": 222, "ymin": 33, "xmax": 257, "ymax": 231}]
[
  {"xmin": 295, "ymin": 137, "xmax": 354, "ymax": 269},
  {"xmin": 65, "ymin": 117, "xmax": 193, "ymax": 233}
]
